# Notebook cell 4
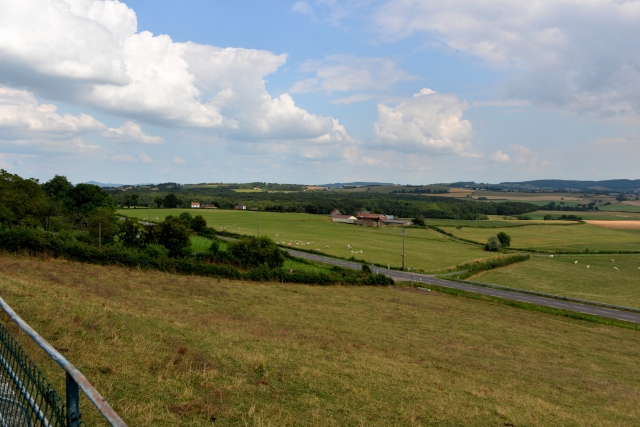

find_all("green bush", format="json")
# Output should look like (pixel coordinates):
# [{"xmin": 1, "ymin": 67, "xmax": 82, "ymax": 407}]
[
  {"xmin": 485, "ymin": 236, "xmax": 502, "ymax": 252},
  {"xmin": 228, "ymin": 236, "xmax": 284, "ymax": 269},
  {"xmin": 496, "ymin": 232, "xmax": 511, "ymax": 248},
  {"xmin": 190, "ymin": 215, "xmax": 207, "ymax": 232},
  {"xmin": 157, "ymin": 217, "xmax": 192, "ymax": 257}
]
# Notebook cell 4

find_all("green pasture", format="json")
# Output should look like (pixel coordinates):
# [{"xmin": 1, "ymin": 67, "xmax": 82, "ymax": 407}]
[
  {"xmin": 527, "ymin": 210, "xmax": 640, "ymax": 220},
  {"xmin": 120, "ymin": 209, "xmax": 498, "ymax": 272},
  {"xmin": 445, "ymin": 223, "xmax": 640, "ymax": 252},
  {"xmin": 599, "ymin": 203, "xmax": 640, "ymax": 212},
  {"xmin": 425, "ymin": 218, "xmax": 573, "ymax": 228},
  {"xmin": 474, "ymin": 255, "xmax": 640, "ymax": 308}
]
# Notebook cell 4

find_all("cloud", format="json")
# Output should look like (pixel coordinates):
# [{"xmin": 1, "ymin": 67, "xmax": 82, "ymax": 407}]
[
  {"xmin": 173, "ymin": 157, "xmax": 185, "ymax": 164},
  {"xmin": 490, "ymin": 150, "xmax": 510, "ymax": 162},
  {"xmin": 0, "ymin": 87, "xmax": 104, "ymax": 137},
  {"xmin": 330, "ymin": 94, "xmax": 376, "ymax": 105},
  {"xmin": 138, "ymin": 153, "xmax": 153, "ymax": 163},
  {"xmin": 373, "ymin": 88, "xmax": 477, "ymax": 156},
  {"xmin": 101, "ymin": 121, "xmax": 163, "ymax": 144},
  {"xmin": 291, "ymin": 1, "xmax": 314, "ymax": 15},
  {"xmin": 291, "ymin": 54, "xmax": 415, "ymax": 94},
  {"xmin": 372, "ymin": 0, "xmax": 640, "ymax": 118},
  {"xmin": 0, "ymin": 0, "xmax": 350, "ymax": 144}
]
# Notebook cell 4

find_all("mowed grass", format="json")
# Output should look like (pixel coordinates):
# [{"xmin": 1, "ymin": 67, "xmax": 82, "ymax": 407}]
[
  {"xmin": 120, "ymin": 209, "xmax": 496, "ymax": 272},
  {"xmin": 2, "ymin": 254, "xmax": 640, "ymax": 426},
  {"xmin": 445, "ymin": 223, "xmax": 640, "ymax": 252},
  {"xmin": 474, "ymin": 255, "xmax": 640, "ymax": 308}
]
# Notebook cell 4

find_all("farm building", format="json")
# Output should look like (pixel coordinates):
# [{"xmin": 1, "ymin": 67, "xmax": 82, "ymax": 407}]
[
  {"xmin": 202, "ymin": 204, "xmax": 217, "ymax": 209},
  {"xmin": 234, "ymin": 204, "xmax": 247, "ymax": 210},
  {"xmin": 332, "ymin": 214, "xmax": 356, "ymax": 224},
  {"xmin": 356, "ymin": 213, "xmax": 386, "ymax": 227},
  {"xmin": 190, "ymin": 201, "xmax": 201, "ymax": 208},
  {"xmin": 330, "ymin": 208, "xmax": 342, "ymax": 217}
]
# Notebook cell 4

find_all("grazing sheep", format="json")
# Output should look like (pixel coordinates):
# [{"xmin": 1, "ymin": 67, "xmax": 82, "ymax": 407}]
[
  {"xmin": 549, "ymin": 255, "xmax": 554, "ymax": 258},
  {"xmin": 586, "ymin": 265, "xmax": 590, "ymax": 269},
  {"xmin": 325, "ymin": 245, "xmax": 329, "ymax": 248},
  {"xmin": 614, "ymin": 267, "xmax": 619, "ymax": 271},
  {"xmin": 575, "ymin": 261, "xmax": 578, "ymax": 264},
  {"xmin": 611, "ymin": 259, "xmax": 615, "ymax": 262}
]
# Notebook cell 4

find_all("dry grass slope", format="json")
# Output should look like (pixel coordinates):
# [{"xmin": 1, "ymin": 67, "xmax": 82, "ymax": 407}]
[{"xmin": 1, "ymin": 254, "xmax": 640, "ymax": 426}]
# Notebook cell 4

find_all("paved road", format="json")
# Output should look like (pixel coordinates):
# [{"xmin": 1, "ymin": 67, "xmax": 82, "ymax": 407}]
[{"xmin": 286, "ymin": 249, "xmax": 640, "ymax": 324}]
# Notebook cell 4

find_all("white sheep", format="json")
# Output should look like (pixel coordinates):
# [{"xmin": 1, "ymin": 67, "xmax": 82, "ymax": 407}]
[
  {"xmin": 549, "ymin": 255, "xmax": 554, "ymax": 258},
  {"xmin": 351, "ymin": 251, "xmax": 354, "ymax": 253},
  {"xmin": 575, "ymin": 261, "xmax": 578, "ymax": 264},
  {"xmin": 586, "ymin": 265, "xmax": 590, "ymax": 269},
  {"xmin": 326, "ymin": 245, "xmax": 329, "ymax": 248},
  {"xmin": 614, "ymin": 267, "xmax": 619, "ymax": 271},
  {"xmin": 611, "ymin": 259, "xmax": 615, "ymax": 262}
]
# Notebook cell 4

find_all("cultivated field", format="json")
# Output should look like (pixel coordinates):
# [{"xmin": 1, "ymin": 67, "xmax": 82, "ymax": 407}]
[
  {"xmin": 445, "ymin": 223, "xmax": 640, "ymax": 252},
  {"xmin": 474, "ymin": 255, "xmax": 640, "ymax": 308},
  {"xmin": 2, "ymin": 254, "xmax": 640, "ymax": 426},
  {"xmin": 585, "ymin": 220, "xmax": 640, "ymax": 230},
  {"xmin": 120, "ymin": 209, "xmax": 498, "ymax": 271},
  {"xmin": 528, "ymin": 210, "xmax": 640, "ymax": 220}
]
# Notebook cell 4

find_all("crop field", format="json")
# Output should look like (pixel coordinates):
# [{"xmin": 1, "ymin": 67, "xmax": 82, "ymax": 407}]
[
  {"xmin": 425, "ymin": 218, "xmax": 572, "ymax": 228},
  {"xmin": 528, "ymin": 210, "xmax": 640, "ymax": 220},
  {"xmin": 120, "ymin": 209, "xmax": 498, "ymax": 271},
  {"xmin": 474, "ymin": 255, "xmax": 640, "ymax": 308},
  {"xmin": 445, "ymin": 223, "xmax": 640, "ymax": 252},
  {"xmin": 599, "ymin": 203, "xmax": 640, "ymax": 212},
  {"xmin": 2, "ymin": 254, "xmax": 640, "ymax": 426}
]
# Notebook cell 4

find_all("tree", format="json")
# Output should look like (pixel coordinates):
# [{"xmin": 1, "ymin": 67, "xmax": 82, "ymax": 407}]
[
  {"xmin": 64, "ymin": 183, "xmax": 116, "ymax": 223},
  {"xmin": 87, "ymin": 207, "xmax": 118, "ymax": 244},
  {"xmin": 41, "ymin": 175, "xmax": 72, "ymax": 200},
  {"xmin": 485, "ymin": 236, "xmax": 502, "ymax": 252},
  {"xmin": 412, "ymin": 216, "xmax": 425, "ymax": 226},
  {"xmin": 228, "ymin": 236, "xmax": 284, "ymax": 269},
  {"xmin": 163, "ymin": 193, "xmax": 180, "ymax": 208},
  {"xmin": 544, "ymin": 214, "xmax": 554, "ymax": 220},
  {"xmin": 117, "ymin": 217, "xmax": 145, "ymax": 247},
  {"xmin": 0, "ymin": 169, "xmax": 47, "ymax": 229},
  {"xmin": 130, "ymin": 193, "xmax": 140, "ymax": 207},
  {"xmin": 157, "ymin": 217, "xmax": 192, "ymax": 257},
  {"xmin": 178, "ymin": 212, "xmax": 193, "ymax": 228},
  {"xmin": 496, "ymin": 232, "xmax": 511, "ymax": 247},
  {"xmin": 190, "ymin": 215, "xmax": 207, "ymax": 232},
  {"xmin": 153, "ymin": 196, "xmax": 164, "ymax": 208}
]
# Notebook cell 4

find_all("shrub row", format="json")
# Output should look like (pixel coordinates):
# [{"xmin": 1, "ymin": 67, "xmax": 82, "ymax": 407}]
[
  {"xmin": 0, "ymin": 226, "xmax": 393, "ymax": 286},
  {"xmin": 446, "ymin": 254, "xmax": 531, "ymax": 279}
]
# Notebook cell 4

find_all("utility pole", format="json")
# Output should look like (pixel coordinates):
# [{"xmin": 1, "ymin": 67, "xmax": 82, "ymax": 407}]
[
  {"xmin": 99, "ymin": 223, "xmax": 102, "ymax": 249},
  {"xmin": 257, "ymin": 210, "xmax": 260, "ymax": 237},
  {"xmin": 401, "ymin": 228, "xmax": 405, "ymax": 271}
]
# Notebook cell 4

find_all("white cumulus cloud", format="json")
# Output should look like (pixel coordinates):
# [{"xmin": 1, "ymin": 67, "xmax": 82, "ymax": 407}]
[
  {"xmin": 372, "ymin": 0, "xmax": 640, "ymax": 118},
  {"xmin": 0, "ymin": 87, "xmax": 104, "ymax": 137},
  {"xmin": 0, "ymin": 0, "xmax": 350, "ymax": 144},
  {"xmin": 373, "ymin": 88, "xmax": 477, "ymax": 156},
  {"xmin": 101, "ymin": 121, "xmax": 163, "ymax": 144},
  {"xmin": 291, "ymin": 54, "xmax": 415, "ymax": 94},
  {"xmin": 490, "ymin": 150, "xmax": 510, "ymax": 162}
]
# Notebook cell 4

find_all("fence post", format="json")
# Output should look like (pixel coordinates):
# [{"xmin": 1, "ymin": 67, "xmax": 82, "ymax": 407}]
[{"xmin": 66, "ymin": 372, "xmax": 81, "ymax": 427}]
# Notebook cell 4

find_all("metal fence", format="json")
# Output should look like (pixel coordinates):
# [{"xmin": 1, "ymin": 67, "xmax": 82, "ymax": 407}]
[{"xmin": 0, "ymin": 297, "xmax": 127, "ymax": 427}]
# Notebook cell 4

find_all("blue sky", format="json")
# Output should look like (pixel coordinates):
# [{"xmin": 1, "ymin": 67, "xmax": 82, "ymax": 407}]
[{"xmin": 1, "ymin": 0, "xmax": 639, "ymax": 185}]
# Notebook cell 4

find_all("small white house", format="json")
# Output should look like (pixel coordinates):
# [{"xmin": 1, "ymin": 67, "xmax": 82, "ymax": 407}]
[{"xmin": 191, "ymin": 201, "xmax": 201, "ymax": 208}]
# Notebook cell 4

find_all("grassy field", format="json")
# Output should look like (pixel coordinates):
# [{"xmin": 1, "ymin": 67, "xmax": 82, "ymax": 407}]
[
  {"xmin": 528, "ymin": 210, "xmax": 640, "ymax": 220},
  {"xmin": 120, "ymin": 209, "xmax": 498, "ymax": 272},
  {"xmin": 474, "ymin": 255, "xmax": 640, "ymax": 308},
  {"xmin": 445, "ymin": 223, "xmax": 640, "ymax": 252},
  {"xmin": 2, "ymin": 254, "xmax": 640, "ymax": 426},
  {"xmin": 599, "ymin": 203, "xmax": 640, "ymax": 212}
]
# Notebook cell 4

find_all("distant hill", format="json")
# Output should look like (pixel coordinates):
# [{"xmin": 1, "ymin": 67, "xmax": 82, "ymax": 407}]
[
  {"xmin": 321, "ymin": 182, "xmax": 395, "ymax": 188},
  {"xmin": 499, "ymin": 179, "xmax": 640, "ymax": 192},
  {"xmin": 84, "ymin": 181, "xmax": 126, "ymax": 188}
]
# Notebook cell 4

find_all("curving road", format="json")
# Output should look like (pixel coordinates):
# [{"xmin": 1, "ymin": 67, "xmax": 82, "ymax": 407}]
[{"xmin": 285, "ymin": 249, "xmax": 640, "ymax": 324}]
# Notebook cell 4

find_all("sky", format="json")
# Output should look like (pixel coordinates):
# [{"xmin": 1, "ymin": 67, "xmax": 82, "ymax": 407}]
[{"xmin": 1, "ymin": 0, "xmax": 640, "ymax": 185}]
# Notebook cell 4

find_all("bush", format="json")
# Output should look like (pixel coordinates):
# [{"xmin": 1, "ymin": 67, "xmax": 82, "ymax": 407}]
[
  {"xmin": 228, "ymin": 236, "xmax": 285, "ymax": 269},
  {"xmin": 190, "ymin": 215, "xmax": 207, "ymax": 232},
  {"xmin": 543, "ymin": 214, "xmax": 554, "ymax": 220},
  {"xmin": 496, "ymin": 231, "xmax": 511, "ymax": 248},
  {"xmin": 485, "ymin": 236, "xmax": 502, "ymax": 251},
  {"xmin": 516, "ymin": 214, "xmax": 532, "ymax": 220},
  {"xmin": 178, "ymin": 212, "xmax": 193, "ymax": 228},
  {"xmin": 157, "ymin": 217, "xmax": 192, "ymax": 257},
  {"xmin": 412, "ymin": 216, "xmax": 425, "ymax": 226}
]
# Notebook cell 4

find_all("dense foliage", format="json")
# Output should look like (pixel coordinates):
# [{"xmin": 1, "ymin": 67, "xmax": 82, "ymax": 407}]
[{"xmin": 112, "ymin": 186, "xmax": 538, "ymax": 219}]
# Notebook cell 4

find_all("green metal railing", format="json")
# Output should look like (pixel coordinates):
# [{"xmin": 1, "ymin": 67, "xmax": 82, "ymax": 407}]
[{"xmin": 0, "ymin": 297, "xmax": 127, "ymax": 427}]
